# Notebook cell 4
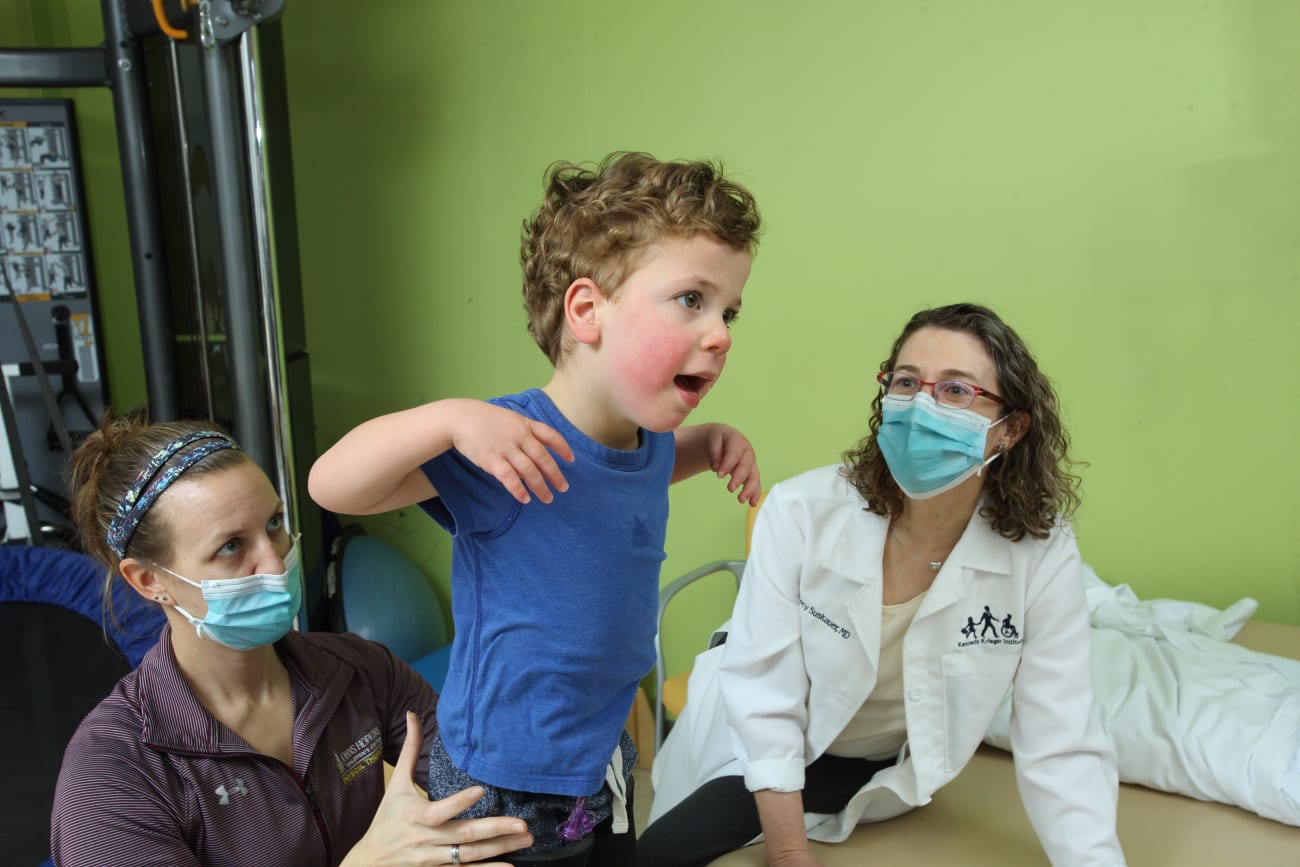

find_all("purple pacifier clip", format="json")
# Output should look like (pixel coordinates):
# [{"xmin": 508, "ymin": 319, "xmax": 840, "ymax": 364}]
[{"xmin": 557, "ymin": 796, "xmax": 596, "ymax": 841}]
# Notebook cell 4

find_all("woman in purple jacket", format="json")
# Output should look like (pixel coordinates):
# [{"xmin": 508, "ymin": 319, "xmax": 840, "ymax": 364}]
[{"xmin": 51, "ymin": 415, "xmax": 531, "ymax": 867}]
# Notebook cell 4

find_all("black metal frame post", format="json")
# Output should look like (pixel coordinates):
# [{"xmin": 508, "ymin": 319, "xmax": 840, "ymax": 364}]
[
  {"xmin": 0, "ymin": 371, "xmax": 44, "ymax": 546},
  {"xmin": 199, "ymin": 38, "xmax": 273, "ymax": 472},
  {"xmin": 0, "ymin": 0, "xmax": 181, "ymax": 421},
  {"xmin": 0, "ymin": 48, "xmax": 108, "ymax": 87},
  {"xmin": 100, "ymin": 0, "xmax": 179, "ymax": 419},
  {"xmin": 186, "ymin": 0, "xmax": 289, "ymax": 483},
  {"xmin": 1, "ymin": 1, "xmax": 305, "ymax": 578}
]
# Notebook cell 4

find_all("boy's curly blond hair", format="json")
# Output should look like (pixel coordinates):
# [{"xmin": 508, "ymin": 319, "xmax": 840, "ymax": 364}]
[{"xmin": 520, "ymin": 152, "xmax": 761, "ymax": 364}]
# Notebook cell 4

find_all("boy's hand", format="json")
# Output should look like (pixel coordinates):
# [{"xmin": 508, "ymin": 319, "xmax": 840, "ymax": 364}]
[
  {"xmin": 706, "ymin": 424, "xmax": 761, "ymax": 506},
  {"xmin": 451, "ymin": 401, "xmax": 574, "ymax": 504}
]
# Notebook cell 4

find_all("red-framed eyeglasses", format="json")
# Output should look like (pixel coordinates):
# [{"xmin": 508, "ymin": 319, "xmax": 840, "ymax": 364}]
[{"xmin": 877, "ymin": 370, "xmax": 1008, "ymax": 410}]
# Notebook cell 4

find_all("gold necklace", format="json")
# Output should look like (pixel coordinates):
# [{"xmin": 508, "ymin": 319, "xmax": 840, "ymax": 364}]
[{"xmin": 890, "ymin": 527, "xmax": 945, "ymax": 572}]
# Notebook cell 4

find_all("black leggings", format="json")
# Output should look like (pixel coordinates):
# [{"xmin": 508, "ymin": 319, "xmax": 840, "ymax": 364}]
[
  {"xmin": 505, "ymin": 776, "xmax": 638, "ymax": 867},
  {"xmin": 637, "ymin": 753, "xmax": 891, "ymax": 867}
]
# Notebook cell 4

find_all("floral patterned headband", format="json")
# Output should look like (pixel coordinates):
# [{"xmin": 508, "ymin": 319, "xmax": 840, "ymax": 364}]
[{"xmin": 105, "ymin": 430, "xmax": 240, "ymax": 558}]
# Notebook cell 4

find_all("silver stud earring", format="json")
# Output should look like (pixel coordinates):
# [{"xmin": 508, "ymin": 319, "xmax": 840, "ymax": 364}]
[{"xmin": 996, "ymin": 442, "xmax": 1007, "ymax": 453}]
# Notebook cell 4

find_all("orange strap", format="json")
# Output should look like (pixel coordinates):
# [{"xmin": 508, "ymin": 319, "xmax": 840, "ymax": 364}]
[{"xmin": 151, "ymin": 0, "xmax": 189, "ymax": 40}]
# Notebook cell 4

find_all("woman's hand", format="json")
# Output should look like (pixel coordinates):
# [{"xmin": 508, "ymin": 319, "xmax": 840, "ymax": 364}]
[{"xmin": 342, "ymin": 712, "xmax": 533, "ymax": 867}]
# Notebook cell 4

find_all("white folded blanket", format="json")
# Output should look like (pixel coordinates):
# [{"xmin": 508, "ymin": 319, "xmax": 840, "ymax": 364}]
[{"xmin": 984, "ymin": 565, "xmax": 1300, "ymax": 827}]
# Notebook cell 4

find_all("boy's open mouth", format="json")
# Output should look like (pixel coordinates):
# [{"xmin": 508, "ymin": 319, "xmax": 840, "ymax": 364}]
[
  {"xmin": 674, "ymin": 374, "xmax": 712, "ymax": 409},
  {"xmin": 674, "ymin": 374, "xmax": 708, "ymax": 394}
]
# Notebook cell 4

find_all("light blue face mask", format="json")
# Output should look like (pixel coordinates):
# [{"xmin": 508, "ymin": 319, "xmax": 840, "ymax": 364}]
[
  {"xmin": 878, "ymin": 393, "xmax": 1007, "ymax": 499},
  {"xmin": 159, "ymin": 542, "xmax": 302, "ymax": 651}
]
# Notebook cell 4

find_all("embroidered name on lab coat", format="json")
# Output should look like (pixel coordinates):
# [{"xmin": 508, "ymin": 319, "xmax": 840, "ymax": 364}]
[
  {"xmin": 798, "ymin": 598, "xmax": 851, "ymax": 639},
  {"xmin": 957, "ymin": 605, "xmax": 1023, "ymax": 648}
]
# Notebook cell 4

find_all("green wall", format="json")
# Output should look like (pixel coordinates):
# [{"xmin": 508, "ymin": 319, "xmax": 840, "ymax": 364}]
[
  {"xmin": 278, "ymin": 1, "xmax": 1299, "ymax": 677},
  {"xmin": 12, "ymin": 2, "xmax": 1298, "ymax": 683}
]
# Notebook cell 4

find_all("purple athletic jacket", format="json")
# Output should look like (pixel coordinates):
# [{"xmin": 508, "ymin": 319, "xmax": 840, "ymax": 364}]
[{"xmin": 51, "ymin": 626, "xmax": 438, "ymax": 867}]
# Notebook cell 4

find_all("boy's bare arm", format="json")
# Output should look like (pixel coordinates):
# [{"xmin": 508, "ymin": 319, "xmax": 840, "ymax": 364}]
[
  {"xmin": 671, "ymin": 423, "xmax": 762, "ymax": 505},
  {"xmin": 309, "ymin": 399, "xmax": 574, "ymax": 515}
]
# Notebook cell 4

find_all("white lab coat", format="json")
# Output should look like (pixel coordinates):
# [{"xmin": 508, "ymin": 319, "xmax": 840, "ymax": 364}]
[{"xmin": 651, "ymin": 465, "xmax": 1125, "ymax": 867}]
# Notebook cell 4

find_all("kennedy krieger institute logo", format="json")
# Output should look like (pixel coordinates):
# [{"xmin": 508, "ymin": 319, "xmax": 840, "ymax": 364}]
[{"xmin": 958, "ymin": 605, "xmax": 1022, "ymax": 648}]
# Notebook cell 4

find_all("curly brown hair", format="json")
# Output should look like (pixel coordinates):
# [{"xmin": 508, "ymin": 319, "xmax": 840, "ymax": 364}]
[
  {"xmin": 67, "ymin": 412, "xmax": 249, "ymax": 618},
  {"xmin": 842, "ymin": 303, "xmax": 1081, "ymax": 540},
  {"xmin": 520, "ymin": 151, "xmax": 762, "ymax": 364}
]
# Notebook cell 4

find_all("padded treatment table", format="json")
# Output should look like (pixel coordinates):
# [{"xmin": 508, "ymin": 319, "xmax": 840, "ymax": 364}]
[{"xmin": 707, "ymin": 620, "xmax": 1300, "ymax": 866}]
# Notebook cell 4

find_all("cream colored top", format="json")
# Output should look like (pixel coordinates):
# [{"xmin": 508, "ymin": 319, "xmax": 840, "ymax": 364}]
[{"xmin": 826, "ymin": 590, "xmax": 928, "ymax": 761}]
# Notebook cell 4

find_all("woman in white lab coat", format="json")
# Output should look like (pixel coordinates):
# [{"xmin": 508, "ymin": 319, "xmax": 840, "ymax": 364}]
[{"xmin": 640, "ymin": 303, "xmax": 1124, "ymax": 867}]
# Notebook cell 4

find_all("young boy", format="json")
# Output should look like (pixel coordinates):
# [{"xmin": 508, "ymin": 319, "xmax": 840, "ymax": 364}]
[{"xmin": 309, "ymin": 152, "xmax": 762, "ymax": 865}]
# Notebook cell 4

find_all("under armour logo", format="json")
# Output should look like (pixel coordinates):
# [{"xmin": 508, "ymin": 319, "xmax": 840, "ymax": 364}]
[{"xmin": 215, "ymin": 779, "xmax": 249, "ymax": 805}]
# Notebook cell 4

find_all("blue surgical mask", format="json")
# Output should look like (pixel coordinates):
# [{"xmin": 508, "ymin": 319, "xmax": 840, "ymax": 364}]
[
  {"xmin": 160, "ymin": 542, "xmax": 302, "ymax": 650},
  {"xmin": 878, "ymin": 393, "xmax": 1007, "ymax": 499}
]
